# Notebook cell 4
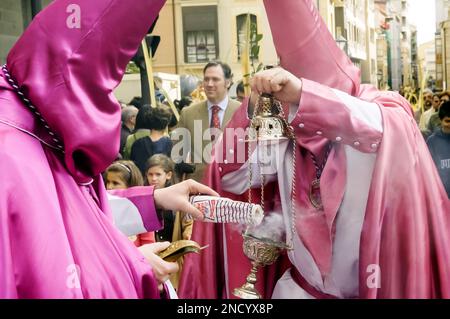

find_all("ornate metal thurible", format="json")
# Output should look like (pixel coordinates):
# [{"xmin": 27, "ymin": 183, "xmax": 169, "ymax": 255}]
[
  {"xmin": 247, "ymin": 94, "xmax": 290, "ymax": 142},
  {"xmin": 233, "ymin": 93, "xmax": 296, "ymax": 300},
  {"xmin": 233, "ymin": 234, "xmax": 289, "ymax": 299}
]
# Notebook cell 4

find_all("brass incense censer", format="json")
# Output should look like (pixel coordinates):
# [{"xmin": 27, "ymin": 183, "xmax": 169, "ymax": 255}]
[
  {"xmin": 233, "ymin": 93, "xmax": 296, "ymax": 299},
  {"xmin": 247, "ymin": 93, "xmax": 289, "ymax": 142},
  {"xmin": 233, "ymin": 233, "xmax": 289, "ymax": 299}
]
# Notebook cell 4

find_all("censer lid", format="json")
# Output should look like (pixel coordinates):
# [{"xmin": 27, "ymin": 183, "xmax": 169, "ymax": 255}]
[{"xmin": 246, "ymin": 93, "xmax": 290, "ymax": 142}]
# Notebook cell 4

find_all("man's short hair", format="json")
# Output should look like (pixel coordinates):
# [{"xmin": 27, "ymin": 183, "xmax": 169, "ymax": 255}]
[
  {"xmin": 203, "ymin": 61, "xmax": 233, "ymax": 81},
  {"xmin": 440, "ymin": 91, "xmax": 450, "ymax": 100},
  {"xmin": 423, "ymin": 88, "xmax": 433, "ymax": 95},
  {"xmin": 439, "ymin": 101, "xmax": 450, "ymax": 120},
  {"xmin": 121, "ymin": 106, "xmax": 138, "ymax": 123},
  {"xmin": 135, "ymin": 105, "xmax": 153, "ymax": 130},
  {"xmin": 148, "ymin": 104, "xmax": 173, "ymax": 131}
]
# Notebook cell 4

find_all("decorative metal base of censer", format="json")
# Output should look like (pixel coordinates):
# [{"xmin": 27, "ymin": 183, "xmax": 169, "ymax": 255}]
[{"xmin": 233, "ymin": 233, "xmax": 290, "ymax": 299}]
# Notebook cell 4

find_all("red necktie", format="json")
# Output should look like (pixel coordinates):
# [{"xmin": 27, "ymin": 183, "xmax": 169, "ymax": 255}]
[{"xmin": 210, "ymin": 105, "xmax": 221, "ymax": 129}]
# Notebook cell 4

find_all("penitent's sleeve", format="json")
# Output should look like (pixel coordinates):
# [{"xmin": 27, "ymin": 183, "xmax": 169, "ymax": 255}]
[
  {"xmin": 107, "ymin": 186, "xmax": 163, "ymax": 237},
  {"xmin": 291, "ymin": 78, "xmax": 384, "ymax": 153}
]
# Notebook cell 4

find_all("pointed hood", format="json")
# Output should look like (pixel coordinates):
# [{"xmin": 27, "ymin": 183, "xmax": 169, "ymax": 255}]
[
  {"xmin": 6, "ymin": 0, "xmax": 165, "ymax": 183},
  {"xmin": 263, "ymin": 0, "xmax": 360, "ymax": 96}
]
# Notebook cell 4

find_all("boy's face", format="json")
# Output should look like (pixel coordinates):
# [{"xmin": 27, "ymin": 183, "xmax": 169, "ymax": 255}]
[{"xmin": 442, "ymin": 116, "xmax": 450, "ymax": 134}]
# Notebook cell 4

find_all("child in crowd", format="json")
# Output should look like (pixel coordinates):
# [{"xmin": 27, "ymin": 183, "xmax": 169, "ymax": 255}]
[
  {"xmin": 145, "ymin": 154, "xmax": 193, "ymax": 290},
  {"xmin": 104, "ymin": 160, "xmax": 156, "ymax": 245}
]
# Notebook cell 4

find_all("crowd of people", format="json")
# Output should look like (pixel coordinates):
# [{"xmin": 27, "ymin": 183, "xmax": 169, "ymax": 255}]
[
  {"xmin": 408, "ymin": 89, "xmax": 450, "ymax": 197},
  {"xmin": 1, "ymin": 0, "xmax": 449, "ymax": 299}
]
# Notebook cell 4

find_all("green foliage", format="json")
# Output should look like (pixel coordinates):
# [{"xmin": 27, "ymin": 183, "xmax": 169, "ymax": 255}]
[
  {"xmin": 125, "ymin": 61, "xmax": 140, "ymax": 74},
  {"xmin": 249, "ymin": 22, "xmax": 262, "ymax": 67},
  {"xmin": 243, "ymin": 20, "xmax": 264, "ymax": 87}
]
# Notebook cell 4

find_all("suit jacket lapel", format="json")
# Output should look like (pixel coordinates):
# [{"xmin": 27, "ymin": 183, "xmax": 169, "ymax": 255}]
[{"xmin": 200, "ymin": 101, "xmax": 210, "ymax": 131}]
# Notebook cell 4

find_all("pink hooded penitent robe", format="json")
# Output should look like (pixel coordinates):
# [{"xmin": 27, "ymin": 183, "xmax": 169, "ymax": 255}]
[
  {"xmin": 0, "ymin": 0, "xmax": 168, "ymax": 298},
  {"xmin": 179, "ymin": 0, "xmax": 450, "ymax": 299}
]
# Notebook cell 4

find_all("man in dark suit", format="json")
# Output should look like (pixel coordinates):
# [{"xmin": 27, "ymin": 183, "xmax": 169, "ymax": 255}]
[{"xmin": 175, "ymin": 62, "xmax": 241, "ymax": 182}]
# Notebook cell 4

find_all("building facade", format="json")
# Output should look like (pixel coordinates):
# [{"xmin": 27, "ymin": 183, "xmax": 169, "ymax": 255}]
[
  {"xmin": 418, "ymin": 40, "xmax": 436, "ymax": 86},
  {"xmin": 152, "ymin": 0, "xmax": 278, "ymax": 81},
  {"xmin": 333, "ymin": 0, "xmax": 378, "ymax": 86},
  {"xmin": 436, "ymin": 0, "xmax": 450, "ymax": 29},
  {"xmin": 375, "ymin": 0, "xmax": 389, "ymax": 89},
  {"xmin": 436, "ymin": 0, "xmax": 450, "ymax": 91},
  {"xmin": 153, "ymin": 0, "xmax": 381, "ymax": 86},
  {"xmin": 0, "ymin": 0, "xmax": 408, "ymax": 97}
]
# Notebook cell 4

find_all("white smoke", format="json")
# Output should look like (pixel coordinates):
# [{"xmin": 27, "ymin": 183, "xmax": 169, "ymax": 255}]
[
  {"xmin": 246, "ymin": 212, "xmax": 285, "ymax": 243},
  {"xmin": 230, "ymin": 220, "xmax": 247, "ymax": 235}
]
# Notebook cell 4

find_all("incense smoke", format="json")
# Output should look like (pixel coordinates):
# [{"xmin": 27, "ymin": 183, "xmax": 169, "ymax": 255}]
[{"xmin": 247, "ymin": 212, "xmax": 285, "ymax": 243}]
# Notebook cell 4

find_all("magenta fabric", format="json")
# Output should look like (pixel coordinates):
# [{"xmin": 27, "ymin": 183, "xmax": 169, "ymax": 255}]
[
  {"xmin": 179, "ymin": 100, "xmax": 292, "ymax": 299},
  {"xmin": 108, "ymin": 186, "xmax": 163, "ymax": 232},
  {"xmin": 7, "ymin": 0, "xmax": 164, "ymax": 184},
  {"xmin": 180, "ymin": 0, "xmax": 450, "ymax": 299},
  {"xmin": 0, "ymin": 0, "xmax": 167, "ymax": 298},
  {"xmin": 263, "ymin": 0, "xmax": 360, "ymax": 96}
]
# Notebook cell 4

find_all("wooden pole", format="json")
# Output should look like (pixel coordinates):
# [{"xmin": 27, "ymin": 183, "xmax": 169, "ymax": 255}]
[
  {"xmin": 242, "ymin": 14, "xmax": 251, "ymax": 97},
  {"xmin": 157, "ymin": 86, "xmax": 180, "ymax": 121},
  {"xmin": 141, "ymin": 39, "xmax": 157, "ymax": 108}
]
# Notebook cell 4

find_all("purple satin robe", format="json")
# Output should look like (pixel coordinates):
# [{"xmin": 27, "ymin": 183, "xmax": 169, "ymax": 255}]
[{"xmin": 0, "ymin": 0, "xmax": 167, "ymax": 298}]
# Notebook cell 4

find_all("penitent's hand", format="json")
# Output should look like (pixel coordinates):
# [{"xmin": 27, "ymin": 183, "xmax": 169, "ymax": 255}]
[
  {"xmin": 250, "ymin": 67, "xmax": 303, "ymax": 105},
  {"xmin": 153, "ymin": 179, "xmax": 219, "ymax": 220},
  {"xmin": 138, "ymin": 242, "xmax": 179, "ymax": 291}
]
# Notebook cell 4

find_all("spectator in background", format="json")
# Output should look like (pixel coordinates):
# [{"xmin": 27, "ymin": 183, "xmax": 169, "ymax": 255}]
[
  {"xmin": 123, "ymin": 105, "xmax": 152, "ymax": 159},
  {"xmin": 427, "ymin": 91, "xmax": 450, "ymax": 135},
  {"xmin": 131, "ymin": 104, "xmax": 173, "ymax": 174},
  {"xmin": 120, "ymin": 106, "xmax": 139, "ymax": 157},
  {"xmin": 174, "ymin": 61, "xmax": 240, "ymax": 182},
  {"xmin": 415, "ymin": 88, "xmax": 433, "ymax": 124},
  {"xmin": 419, "ymin": 93, "xmax": 440, "ymax": 131},
  {"xmin": 427, "ymin": 101, "xmax": 450, "ymax": 198},
  {"xmin": 104, "ymin": 160, "xmax": 144, "ymax": 190},
  {"xmin": 236, "ymin": 80, "xmax": 245, "ymax": 102}
]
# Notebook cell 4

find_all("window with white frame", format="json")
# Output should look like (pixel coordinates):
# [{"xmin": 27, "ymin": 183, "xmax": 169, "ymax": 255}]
[{"xmin": 182, "ymin": 6, "xmax": 218, "ymax": 63}]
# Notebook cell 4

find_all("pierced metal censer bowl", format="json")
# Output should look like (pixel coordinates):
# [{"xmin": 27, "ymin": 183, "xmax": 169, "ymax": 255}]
[
  {"xmin": 233, "ymin": 233, "xmax": 289, "ymax": 299},
  {"xmin": 235, "ymin": 92, "xmax": 295, "ymax": 299}
]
